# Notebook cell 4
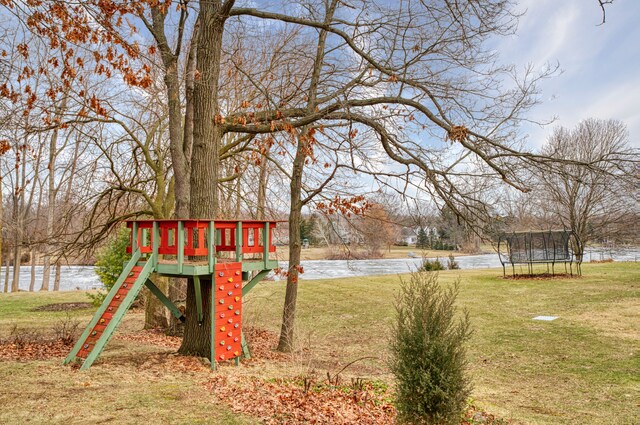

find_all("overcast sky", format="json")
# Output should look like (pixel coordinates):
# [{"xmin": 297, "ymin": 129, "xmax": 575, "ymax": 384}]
[{"xmin": 495, "ymin": 0, "xmax": 640, "ymax": 149}]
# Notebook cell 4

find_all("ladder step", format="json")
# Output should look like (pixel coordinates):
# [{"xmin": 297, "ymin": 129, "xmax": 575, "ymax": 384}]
[{"xmin": 108, "ymin": 300, "xmax": 123, "ymax": 310}]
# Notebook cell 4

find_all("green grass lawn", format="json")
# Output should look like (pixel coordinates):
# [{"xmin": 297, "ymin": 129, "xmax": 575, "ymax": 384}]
[{"xmin": 0, "ymin": 262, "xmax": 638, "ymax": 424}]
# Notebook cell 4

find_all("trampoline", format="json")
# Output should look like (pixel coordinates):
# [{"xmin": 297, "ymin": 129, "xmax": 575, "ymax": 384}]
[{"xmin": 497, "ymin": 230, "xmax": 581, "ymax": 277}]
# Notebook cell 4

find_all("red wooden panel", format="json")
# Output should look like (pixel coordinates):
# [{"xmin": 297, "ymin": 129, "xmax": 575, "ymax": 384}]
[
  {"xmin": 183, "ymin": 221, "xmax": 209, "ymax": 256},
  {"xmin": 125, "ymin": 219, "xmax": 278, "ymax": 258},
  {"xmin": 158, "ymin": 221, "xmax": 179, "ymax": 255},
  {"xmin": 215, "ymin": 222, "xmax": 238, "ymax": 252}
]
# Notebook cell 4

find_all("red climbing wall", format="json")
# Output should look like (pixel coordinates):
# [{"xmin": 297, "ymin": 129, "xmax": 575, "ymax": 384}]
[{"xmin": 213, "ymin": 262, "xmax": 243, "ymax": 362}]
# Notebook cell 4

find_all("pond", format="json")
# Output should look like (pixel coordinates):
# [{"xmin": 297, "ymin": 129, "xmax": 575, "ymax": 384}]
[{"xmin": 4, "ymin": 248, "xmax": 638, "ymax": 292}]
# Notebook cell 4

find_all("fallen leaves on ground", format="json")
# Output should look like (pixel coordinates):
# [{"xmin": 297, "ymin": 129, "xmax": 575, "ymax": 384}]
[
  {"xmin": 0, "ymin": 338, "xmax": 74, "ymax": 360},
  {"xmin": 114, "ymin": 328, "xmax": 181, "ymax": 349},
  {"xmin": 242, "ymin": 326, "xmax": 291, "ymax": 362},
  {"xmin": 204, "ymin": 375, "xmax": 395, "ymax": 425},
  {"xmin": 113, "ymin": 327, "xmax": 286, "ymax": 360}
]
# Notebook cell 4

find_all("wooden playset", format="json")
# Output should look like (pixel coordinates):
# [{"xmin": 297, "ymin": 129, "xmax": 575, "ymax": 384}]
[{"xmin": 64, "ymin": 219, "xmax": 279, "ymax": 370}]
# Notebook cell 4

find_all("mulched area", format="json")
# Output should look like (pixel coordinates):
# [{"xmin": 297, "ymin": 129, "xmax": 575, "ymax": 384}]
[{"xmin": 31, "ymin": 302, "xmax": 93, "ymax": 312}]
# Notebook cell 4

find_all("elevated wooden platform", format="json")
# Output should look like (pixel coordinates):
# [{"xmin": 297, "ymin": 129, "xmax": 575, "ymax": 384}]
[{"xmin": 126, "ymin": 219, "xmax": 280, "ymax": 275}]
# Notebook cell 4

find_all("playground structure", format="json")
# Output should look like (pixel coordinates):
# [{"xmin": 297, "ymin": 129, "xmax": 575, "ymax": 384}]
[
  {"xmin": 65, "ymin": 219, "xmax": 279, "ymax": 370},
  {"xmin": 497, "ymin": 230, "xmax": 581, "ymax": 277}
]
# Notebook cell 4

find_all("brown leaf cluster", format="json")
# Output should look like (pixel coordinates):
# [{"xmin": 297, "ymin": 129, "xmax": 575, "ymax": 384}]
[
  {"xmin": 0, "ymin": 338, "xmax": 73, "ymax": 361},
  {"xmin": 1, "ymin": 0, "xmax": 156, "ymax": 120},
  {"xmin": 242, "ymin": 327, "xmax": 291, "ymax": 362},
  {"xmin": 316, "ymin": 195, "xmax": 369, "ymax": 217},
  {"xmin": 204, "ymin": 375, "xmax": 396, "ymax": 425},
  {"xmin": 447, "ymin": 125, "xmax": 469, "ymax": 144}
]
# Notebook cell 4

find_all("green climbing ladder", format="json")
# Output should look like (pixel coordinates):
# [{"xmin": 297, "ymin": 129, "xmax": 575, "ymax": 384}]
[{"xmin": 64, "ymin": 252, "xmax": 155, "ymax": 370}]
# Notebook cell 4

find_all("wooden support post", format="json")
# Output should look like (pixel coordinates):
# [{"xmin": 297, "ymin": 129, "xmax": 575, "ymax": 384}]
[
  {"xmin": 241, "ymin": 331, "xmax": 251, "ymax": 359},
  {"xmin": 193, "ymin": 275, "xmax": 203, "ymax": 324},
  {"xmin": 177, "ymin": 221, "xmax": 184, "ymax": 274},
  {"xmin": 242, "ymin": 269, "xmax": 270, "ymax": 297},
  {"xmin": 145, "ymin": 279, "xmax": 185, "ymax": 322},
  {"xmin": 208, "ymin": 221, "xmax": 215, "ymax": 274},
  {"xmin": 152, "ymin": 221, "xmax": 159, "ymax": 268},
  {"xmin": 235, "ymin": 221, "xmax": 243, "ymax": 262},
  {"xmin": 263, "ymin": 222, "xmax": 270, "ymax": 269},
  {"xmin": 132, "ymin": 222, "xmax": 139, "ymax": 251}
]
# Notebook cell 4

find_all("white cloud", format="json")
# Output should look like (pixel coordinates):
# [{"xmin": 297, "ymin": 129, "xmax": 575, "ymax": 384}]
[{"xmin": 494, "ymin": 0, "xmax": 640, "ymax": 148}]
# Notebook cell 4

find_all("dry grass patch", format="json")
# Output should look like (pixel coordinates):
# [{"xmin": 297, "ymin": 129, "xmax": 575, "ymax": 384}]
[
  {"xmin": 569, "ymin": 297, "xmax": 640, "ymax": 341},
  {"xmin": 0, "ymin": 262, "xmax": 638, "ymax": 425}
]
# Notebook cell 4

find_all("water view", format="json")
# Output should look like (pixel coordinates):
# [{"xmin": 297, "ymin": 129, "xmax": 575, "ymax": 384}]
[{"xmin": 4, "ymin": 248, "xmax": 637, "ymax": 292}]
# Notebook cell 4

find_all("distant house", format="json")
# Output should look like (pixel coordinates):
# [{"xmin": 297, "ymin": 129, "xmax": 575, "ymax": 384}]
[
  {"xmin": 399, "ymin": 227, "xmax": 418, "ymax": 245},
  {"xmin": 399, "ymin": 226, "xmax": 439, "ymax": 245}
]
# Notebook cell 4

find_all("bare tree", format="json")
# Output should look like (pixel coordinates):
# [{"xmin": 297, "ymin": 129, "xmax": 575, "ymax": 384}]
[
  {"xmin": 4, "ymin": 0, "xmax": 608, "ymax": 358},
  {"xmin": 534, "ymin": 119, "xmax": 639, "ymax": 259},
  {"xmin": 597, "ymin": 0, "xmax": 614, "ymax": 24},
  {"xmin": 358, "ymin": 203, "xmax": 397, "ymax": 257}
]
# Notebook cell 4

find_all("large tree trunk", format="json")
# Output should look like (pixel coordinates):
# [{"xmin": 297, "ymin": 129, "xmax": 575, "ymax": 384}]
[
  {"xmin": 11, "ymin": 242, "xmax": 21, "ymax": 292},
  {"xmin": 41, "ymin": 102, "xmax": 65, "ymax": 292},
  {"xmin": 29, "ymin": 250, "xmax": 36, "ymax": 291},
  {"xmin": 0, "ymin": 169, "xmax": 3, "ymax": 291},
  {"xmin": 256, "ymin": 155, "xmax": 268, "ymax": 220},
  {"xmin": 277, "ymin": 143, "xmax": 305, "ymax": 352},
  {"xmin": 167, "ymin": 277, "xmax": 187, "ymax": 336},
  {"xmin": 178, "ymin": 3, "xmax": 226, "ymax": 358},
  {"xmin": 40, "ymin": 250, "xmax": 51, "ymax": 291},
  {"xmin": 2, "ymin": 255, "xmax": 9, "ymax": 293},
  {"xmin": 157, "ymin": 15, "xmax": 199, "ymax": 335},
  {"xmin": 277, "ymin": 1, "xmax": 336, "ymax": 352},
  {"xmin": 177, "ymin": 277, "xmax": 213, "ymax": 357},
  {"xmin": 145, "ymin": 275, "xmax": 170, "ymax": 329},
  {"xmin": 149, "ymin": 8, "xmax": 199, "ymax": 331},
  {"xmin": 53, "ymin": 260, "xmax": 61, "ymax": 291},
  {"xmin": 165, "ymin": 65, "xmax": 190, "ymax": 218}
]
